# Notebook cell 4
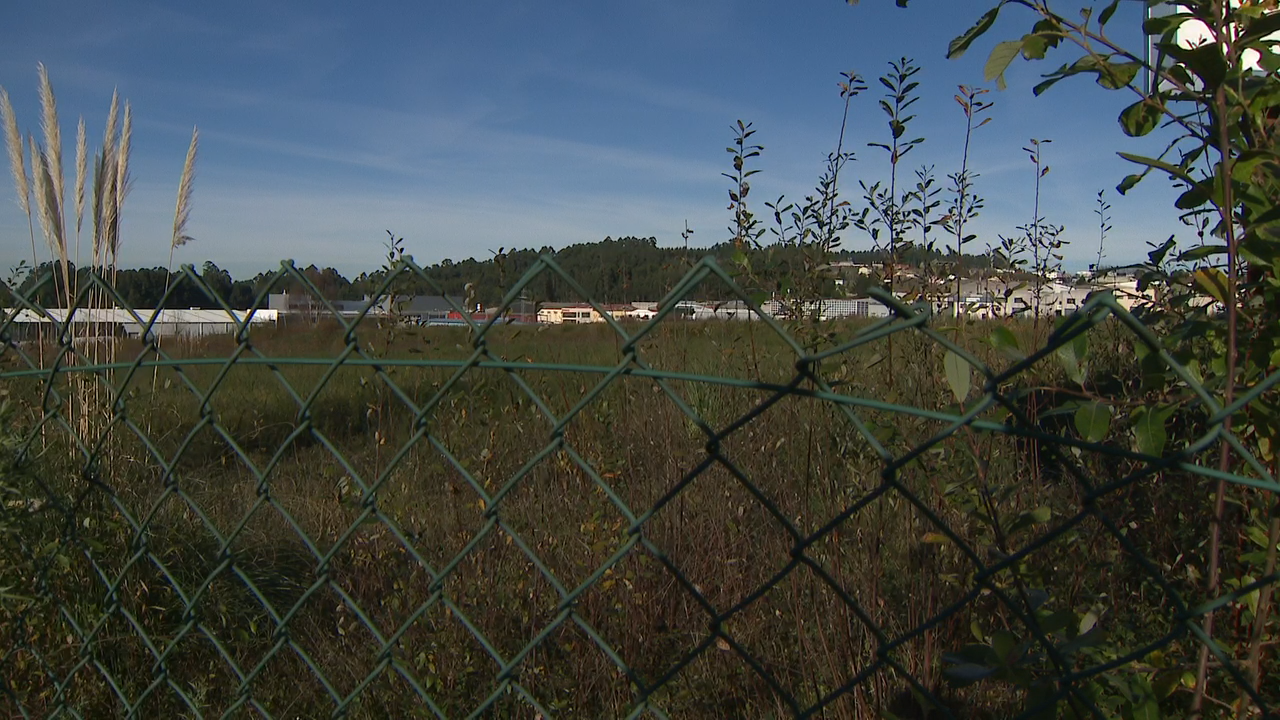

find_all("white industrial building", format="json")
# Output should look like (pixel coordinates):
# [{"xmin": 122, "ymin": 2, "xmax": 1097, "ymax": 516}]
[{"xmin": 5, "ymin": 307, "xmax": 278, "ymax": 340}]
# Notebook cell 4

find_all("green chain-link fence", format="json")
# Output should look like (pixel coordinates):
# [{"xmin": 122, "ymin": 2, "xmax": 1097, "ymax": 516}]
[{"xmin": 1, "ymin": 256, "xmax": 1277, "ymax": 718}]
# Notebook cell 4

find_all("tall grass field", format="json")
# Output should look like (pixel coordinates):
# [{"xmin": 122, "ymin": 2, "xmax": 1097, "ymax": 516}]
[{"xmin": 0, "ymin": 311, "xmax": 1243, "ymax": 718}]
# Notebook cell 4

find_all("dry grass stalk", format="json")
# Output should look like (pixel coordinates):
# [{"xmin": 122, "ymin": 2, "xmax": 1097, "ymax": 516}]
[
  {"xmin": 90, "ymin": 150, "xmax": 105, "ymax": 267},
  {"xmin": 172, "ymin": 127, "xmax": 198, "ymax": 249},
  {"xmin": 36, "ymin": 66, "xmax": 71, "ymax": 314},
  {"xmin": 101, "ymin": 90, "xmax": 119, "ymax": 173},
  {"xmin": 91, "ymin": 93, "xmax": 119, "ymax": 272},
  {"xmin": 1, "ymin": 87, "xmax": 31, "ymax": 219},
  {"xmin": 75, "ymin": 118, "xmax": 86, "ymax": 239},
  {"xmin": 97, "ymin": 152, "xmax": 118, "ymax": 270},
  {"xmin": 113, "ymin": 104, "xmax": 132, "ymax": 268},
  {"xmin": 74, "ymin": 116, "xmax": 86, "ymax": 280},
  {"xmin": 28, "ymin": 135, "xmax": 57, "ymax": 264},
  {"xmin": 37, "ymin": 64, "xmax": 65, "ymax": 225},
  {"xmin": 153, "ymin": 126, "xmax": 198, "ymax": 395},
  {"xmin": 2, "ymin": 86, "xmax": 44, "ymax": 368},
  {"xmin": 1, "ymin": 69, "xmax": 174, "ymax": 458},
  {"xmin": 95, "ymin": 100, "xmax": 121, "ymax": 272}
]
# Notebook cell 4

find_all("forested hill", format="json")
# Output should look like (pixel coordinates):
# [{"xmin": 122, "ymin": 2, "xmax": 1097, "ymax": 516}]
[{"xmin": 9, "ymin": 236, "xmax": 992, "ymax": 309}]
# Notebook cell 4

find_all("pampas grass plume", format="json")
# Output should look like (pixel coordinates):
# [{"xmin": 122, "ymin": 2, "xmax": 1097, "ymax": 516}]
[
  {"xmin": 75, "ymin": 117, "xmax": 86, "ymax": 236},
  {"xmin": 1, "ymin": 87, "xmax": 30, "ymax": 217},
  {"xmin": 113, "ymin": 103, "xmax": 132, "ymax": 261},
  {"xmin": 37, "ymin": 64, "xmax": 64, "ymax": 222},
  {"xmin": 172, "ymin": 127, "xmax": 198, "ymax": 248}
]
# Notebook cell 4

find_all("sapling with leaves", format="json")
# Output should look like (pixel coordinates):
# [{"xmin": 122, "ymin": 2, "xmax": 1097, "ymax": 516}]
[
  {"xmin": 723, "ymin": 120, "xmax": 781, "ymax": 313},
  {"xmin": 941, "ymin": 84, "xmax": 992, "ymax": 320},
  {"xmin": 724, "ymin": 120, "xmax": 765, "ymax": 251},
  {"xmin": 366, "ymin": 230, "xmax": 408, "ymax": 478},
  {"xmin": 735, "ymin": 71, "xmax": 866, "ymax": 338},
  {"xmin": 818, "ymin": 69, "xmax": 867, "ymax": 262},
  {"xmin": 1092, "ymin": 188, "xmax": 1111, "ymax": 278},
  {"xmin": 906, "ymin": 164, "xmax": 943, "ymax": 307},
  {"xmin": 858, "ymin": 57, "xmax": 925, "ymax": 297},
  {"xmin": 942, "ymin": 0, "xmax": 1280, "ymax": 714},
  {"xmin": 1015, "ymin": 138, "xmax": 1066, "ymax": 327},
  {"xmin": 780, "ymin": 72, "xmax": 865, "ymax": 325}
]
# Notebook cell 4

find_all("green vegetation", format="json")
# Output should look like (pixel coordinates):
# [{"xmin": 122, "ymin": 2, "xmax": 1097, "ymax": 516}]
[
  {"xmin": 1, "ymin": 1, "xmax": 1279, "ymax": 717},
  {"xmin": 0, "ymin": 305, "xmax": 1229, "ymax": 718},
  {"xmin": 7, "ymin": 240, "xmax": 997, "ymax": 311}
]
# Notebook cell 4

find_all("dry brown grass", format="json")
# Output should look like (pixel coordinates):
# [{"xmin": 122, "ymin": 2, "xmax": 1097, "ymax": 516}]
[{"xmin": 0, "ymin": 317, "xmax": 1195, "ymax": 718}]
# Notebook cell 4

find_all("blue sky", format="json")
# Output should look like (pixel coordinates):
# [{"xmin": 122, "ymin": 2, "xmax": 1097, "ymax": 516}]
[{"xmin": 0, "ymin": 1, "xmax": 1188, "ymax": 279}]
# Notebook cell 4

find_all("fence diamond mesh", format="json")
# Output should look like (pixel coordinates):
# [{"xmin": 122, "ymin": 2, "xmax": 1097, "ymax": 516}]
[{"xmin": 1, "ymin": 257, "xmax": 1276, "ymax": 719}]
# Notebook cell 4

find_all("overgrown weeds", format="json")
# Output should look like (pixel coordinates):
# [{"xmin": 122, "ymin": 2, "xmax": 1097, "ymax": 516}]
[{"xmin": 0, "ymin": 306, "xmax": 1233, "ymax": 718}]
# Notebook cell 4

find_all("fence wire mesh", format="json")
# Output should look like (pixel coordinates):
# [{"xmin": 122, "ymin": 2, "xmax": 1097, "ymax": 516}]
[{"xmin": 0, "ymin": 257, "xmax": 1277, "ymax": 719}]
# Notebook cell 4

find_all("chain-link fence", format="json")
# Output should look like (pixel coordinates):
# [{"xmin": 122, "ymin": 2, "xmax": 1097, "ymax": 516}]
[{"xmin": 1, "ymin": 256, "xmax": 1276, "ymax": 718}]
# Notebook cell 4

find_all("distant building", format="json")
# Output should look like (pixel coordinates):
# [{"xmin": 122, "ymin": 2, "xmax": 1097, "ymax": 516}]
[
  {"xmin": 537, "ymin": 303, "xmax": 602, "ymax": 324},
  {"xmin": 935, "ymin": 276, "xmax": 1158, "ymax": 319},
  {"xmin": 401, "ymin": 296, "xmax": 468, "ymax": 324},
  {"xmin": 6, "ymin": 307, "xmax": 278, "ymax": 341},
  {"xmin": 267, "ymin": 293, "xmax": 469, "ymax": 324}
]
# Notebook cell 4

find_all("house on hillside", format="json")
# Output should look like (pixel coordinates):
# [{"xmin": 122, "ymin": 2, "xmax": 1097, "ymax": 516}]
[{"xmin": 537, "ymin": 303, "xmax": 601, "ymax": 324}]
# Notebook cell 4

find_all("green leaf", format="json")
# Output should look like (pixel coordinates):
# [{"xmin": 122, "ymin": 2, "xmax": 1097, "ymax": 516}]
[
  {"xmin": 1176, "ymin": 244, "xmax": 1228, "ymax": 262},
  {"xmin": 1032, "ymin": 76, "xmax": 1064, "ymax": 96},
  {"xmin": 1166, "ymin": 42, "xmax": 1227, "ymax": 89},
  {"xmin": 1078, "ymin": 610, "xmax": 1099, "ymax": 636},
  {"xmin": 1074, "ymin": 402, "xmax": 1112, "ymax": 443},
  {"xmin": 985, "ymin": 40, "xmax": 1024, "ymax": 90},
  {"xmin": 1039, "ymin": 609, "xmax": 1075, "ymax": 635},
  {"xmin": 1119, "ymin": 99, "xmax": 1162, "ymax": 137},
  {"xmin": 1152, "ymin": 669, "xmax": 1182, "ymax": 701},
  {"xmin": 1021, "ymin": 34, "xmax": 1049, "ymax": 60},
  {"xmin": 1175, "ymin": 183, "xmax": 1212, "ymax": 210},
  {"xmin": 1055, "ymin": 330, "xmax": 1089, "ymax": 386},
  {"xmin": 990, "ymin": 326, "xmax": 1025, "ymax": 360},
  {"xmin": 1147, "ymin": 236, "xmax": 1176, "ymax": 266},
  {"xmin": 1132, "ymin": 694, "xmax": 1160, "ymax": 720},
  {"xmin": 991, "ymin": 629, "xmax": 1017, "ymax": 663},
  {"xmin": 1131, "ymin": 405, "xmax": 1173, "ymax": 457},
  {"xmin": 1116, "ymin": 172, "xmax": 1144, "ymax": 195},
  {"xmin": 1096, "ymin": 60, "xmax": 1140, "ymax": 89},
  {"xmin": 1008, "ymin": 506, "xmax": 1053, "ymax": 535},
  {"xmin": 949, "ymin": 5, "xmax": 1004, "ymax": 60},
  {"xmin": 1144, "ymin": 11, "xmax": 1187, "ymax": 36},
  {"xmin": 1098, "ymin": 0, "xmax": 1121, "ymax": 27},
  {"xmin": 1059, "ymin": 625, "xmax": 1107, "ymax": 658},
  {"xmin": 944, "ymin": 350, "xmax": 972, "ymax": 403},
  {"xmin": 1117, "ymin": 151, "xmax": 1198, "ymax": 186},
  {"xmin": 943, "ymin": 662, "xmax": 997, "ymax": 687},
  {"xmin": 1193, "ymin": 267, "xmax": 1230, "ymax": 305},
  {"xmin": 1240, "ymin": 12, "xmax": 1280, "ymax": 51}
]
